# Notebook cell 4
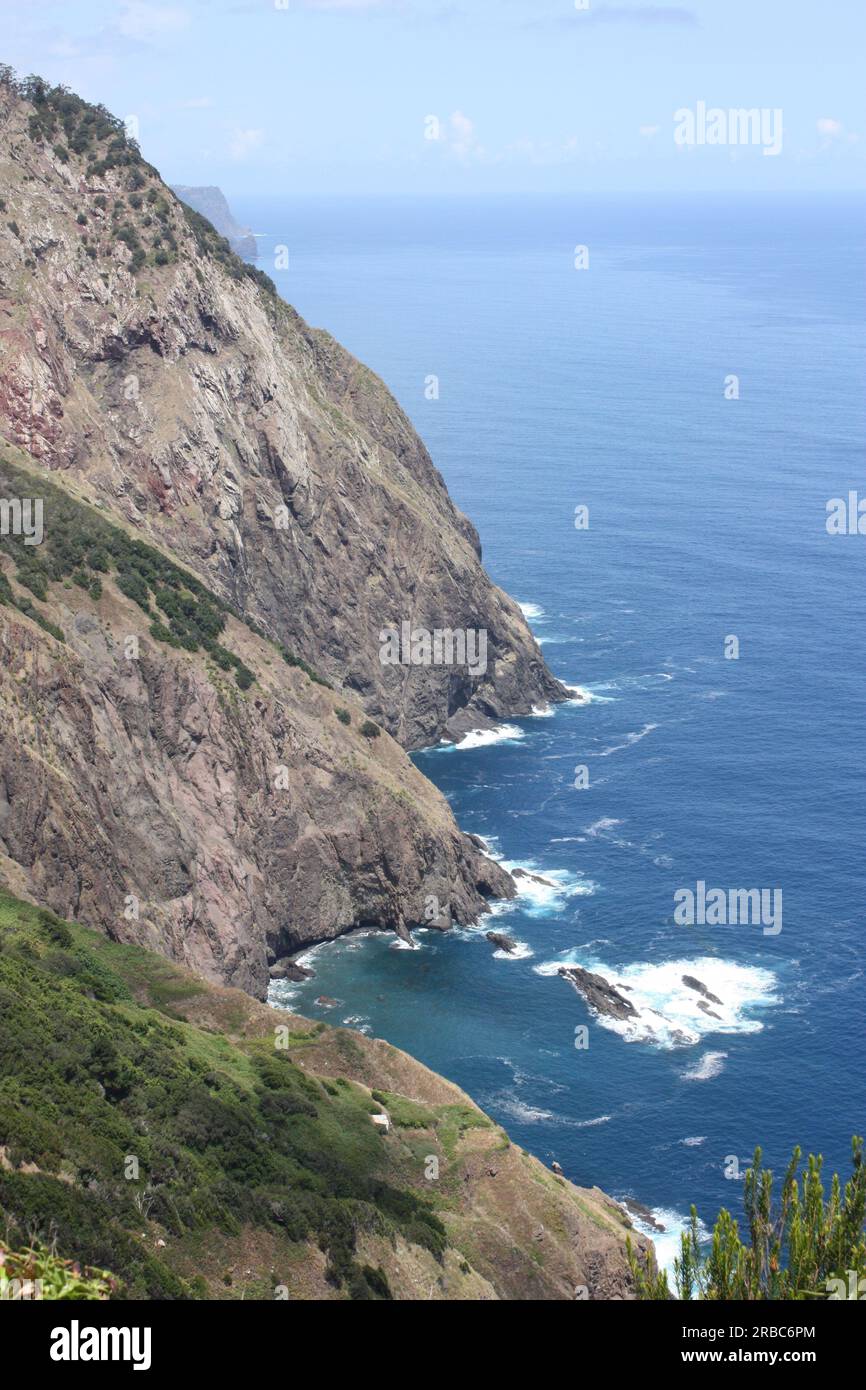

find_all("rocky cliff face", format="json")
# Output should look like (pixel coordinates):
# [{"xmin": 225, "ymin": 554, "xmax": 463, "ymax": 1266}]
[
  {"xmin": 170, "ymin": 185, "xmax": 258, "ymax": 261},
  {"xmin": 0, "ymin": 79, "xmax": 566, "ymax": 751},
  {"xmin": 0, "ymin": 447, "xmax": 512, "ymax": 998}
]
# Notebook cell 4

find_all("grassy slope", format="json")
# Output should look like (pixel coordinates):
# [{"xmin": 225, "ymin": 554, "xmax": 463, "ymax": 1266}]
[
  {"xmin": 0, "ymin": 889, "xmax": 640, "ymax": 1301},
  {"xmin": 0, "ymin": 889, "xmax": 454, "ymax": 1300}
]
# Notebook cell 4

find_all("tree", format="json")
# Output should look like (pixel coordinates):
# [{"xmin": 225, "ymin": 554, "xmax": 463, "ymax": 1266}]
[{"xmin": 629, "ymin": 1136, "xmax": 866, "ymax": 1300}]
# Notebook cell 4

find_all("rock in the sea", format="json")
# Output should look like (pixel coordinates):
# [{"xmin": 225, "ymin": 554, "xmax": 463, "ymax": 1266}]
[
  {"xmin": 269, "ymin": 958, "xmax": 313, "ymax": 982},
  {"xmin": 315, "ymin": 996, "xmax": 339, "ymax": 1008},
  {"xmin": 621, "ymin": 1198, "xmax": 666, "ymax": 1234},
  {"xmin": 486, "ymin": 931, "xmax": 517, "ymax": 954},
  {"xmin": 697, "ymin": 1000, "xmax": 722, "ymax": 1020},
  {"xmin": 559, "ymin": 966, "xmax": 638, "ymax": 1021},
  {"xmin": 682, "ymin": 975, "xmax": 723, "ymax": 1006},
  {"xmin": 513, "ymin": 867, "xmax": 556, "ymax": 888}
]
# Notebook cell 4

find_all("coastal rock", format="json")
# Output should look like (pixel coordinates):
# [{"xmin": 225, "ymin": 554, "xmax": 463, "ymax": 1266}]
[
  {"xmin": 269, "ymin": 958, "xmax": 314, "ymax": 982},
  {"xmin": 682, "ymin": 975, "xmax": 723, "ymax": 1006},
  {"xmin": 559, "ymin": 966, "xmax": 638, "ymax": 1021},
  {"xmin": 486, "ymin": 931, "xmax": 517, "ymax": 954},
  {"xmin": 512, "ymin": 868, "xmax": 556, "ymax": 888}
]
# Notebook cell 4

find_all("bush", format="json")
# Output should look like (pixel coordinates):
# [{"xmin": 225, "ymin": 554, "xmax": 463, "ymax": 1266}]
[
  {"xmin": 630, "ymin": 1137, "xmax": 866, "ymax": 1301},
  {"xmin": 360, "ymin": 720, "xmax": 381, "ymax": 739}
]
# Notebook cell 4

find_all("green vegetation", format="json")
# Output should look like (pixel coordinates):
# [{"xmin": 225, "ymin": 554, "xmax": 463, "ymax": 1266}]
[
  {"xmin": 0, "ymin": 450, "xmax": 254, "ymax": 688},
  {"xmin": 335, "ymin": 707, "xmax": 352, "ymax": 726},
  {"xmin": 0, "ymin": 1242, "xmax": 115, "ymax": 1300},
  {"xmin": 277, "ymin": 642, "xmax": 332, "ymax": 688},
  {"xmin": 360, "ymin": 720, "xmax": 381, "ymax": 739},
  {"xmin": 0, "ymin": 889, "xmax": 450, "ymax": 1299},
  {"xmin": 178, "ymin": 201, "xmax": 278, "ymax": 300},
  {"xmin": 629, "ymin": 1139, "xmax": 866, "ymax": 1300}
]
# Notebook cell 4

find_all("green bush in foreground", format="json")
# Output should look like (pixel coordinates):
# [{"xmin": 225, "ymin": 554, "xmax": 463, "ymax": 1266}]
[
  {"xmin": 629, "ymin": 1137, "xmax": 866, "ymax": 1300},
  {"xmin": 0, "ymin": 1243, "xmax": 115, "ymax": 1301}
]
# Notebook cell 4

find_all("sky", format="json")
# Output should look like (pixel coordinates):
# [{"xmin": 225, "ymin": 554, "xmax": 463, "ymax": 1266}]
[{"xmin": 2, "ymin": 0, "xmax": 865, "ymax": 195}]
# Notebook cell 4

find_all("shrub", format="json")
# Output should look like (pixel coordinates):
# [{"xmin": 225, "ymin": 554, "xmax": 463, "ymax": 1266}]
[{"xmin": 629, "ymin": 1137, "xmax": 866, "ymax": 1300}]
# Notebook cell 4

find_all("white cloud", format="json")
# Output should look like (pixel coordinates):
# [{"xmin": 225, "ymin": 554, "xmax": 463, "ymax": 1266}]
[
  {"xmin": 116, "ymin": 4, "xmax": 191, "ymax": 42},
  {"xmin": 817, "ymin": 117, "xmax": 844, "ymax": 138},
  {"xmin": 639, "ymin": 124, "xmax": 660, "ymax": 137},
  {"xmin": 448, "ymin": 110, "xmax": 482, "ymax": 160},
  {"xmin": 227, "ymin": 126, "xmax": 264, "ymax": 161},
  {"xmin": 301, "ymin": 0, "xmax": 394, "ymax": 9}
]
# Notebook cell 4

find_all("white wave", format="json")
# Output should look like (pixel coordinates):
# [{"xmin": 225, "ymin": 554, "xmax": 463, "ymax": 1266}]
[
  {"xmin": 390, "ymin": 936, "xmax": 420, "ymax": 950},
  {"xmin": 491, "ymin": 939, "xmax": 534, "ymax": 961},
  {"xmin": 585, "ymin": 816, "xmax": 624, "ymax": 837},
  {"xmin": 626, "ymin": 1205, "xmax": 705, "ymax": 1285},
  {"xmin": 594, "ymin": 722, "xmax": 658, "ymax": 758},
  {"xmin": 530, "ymin": 703, "xmax": 555, "ymax": 717},
  {"xmin": 500, "ymin": 859, "xmax": 597, "ymax": 913},
  {"xmin": 681, "ymin": 1051, "xmax": 728, "ymax": 1082},
  {"xmin": 518, "ymin": 601, "xmax": 545, "ymax": 620},
  {"xmin": 562, "ymin": 683, "xmax": 594, "ymax": 704},
  {"xmin": 536, "ymin": 953, "xmax": 779, "ymax": 1049},
  {"xmin": 576, "ymin": 1114, "xmax": 612, "ymax": 1128},
  {"xmin": 680, "ymin": 1136, "xmax": 707, "ymax": 1147},
  {"xmin": 450, "ymin": 723, "xmax": 526, "ymax": 750},
  {"xmin": 491, "ymin": 1094, "xmax": 557, "ymax": 1124}
]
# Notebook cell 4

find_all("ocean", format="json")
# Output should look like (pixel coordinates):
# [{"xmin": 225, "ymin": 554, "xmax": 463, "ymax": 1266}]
[{"xmin": 236, "ymin": 192, "xmax": 866, "ymax": 1266}]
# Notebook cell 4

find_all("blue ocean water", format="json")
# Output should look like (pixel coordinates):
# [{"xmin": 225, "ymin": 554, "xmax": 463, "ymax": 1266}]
[{"xmin": 240, "ymin": 193, "xmax": 866, "ymax": 1258}]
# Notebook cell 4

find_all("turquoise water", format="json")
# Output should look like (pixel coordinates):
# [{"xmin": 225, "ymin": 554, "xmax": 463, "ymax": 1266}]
[{"xmin": 241, "ymin": 193, "xmax": 866, "ymax": 1254}]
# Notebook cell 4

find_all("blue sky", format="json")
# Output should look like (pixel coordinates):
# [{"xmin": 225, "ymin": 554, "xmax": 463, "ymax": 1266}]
[{"xmin": 3, "ymin": 0, "xmax": 865, "ymax": 194}]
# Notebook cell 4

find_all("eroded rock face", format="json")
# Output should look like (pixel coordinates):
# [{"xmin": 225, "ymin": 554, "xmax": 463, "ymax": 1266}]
[
  {"xmin": 0, "ymin": 86, "xmax": 566, "ymax": 751},
  {"xmin": 558, "ymin": 966, "xmax": 638, "ymax": 1021},
  {"xmin": 0, "ymin": 579, "xmax": 513, "ymax": 999}
]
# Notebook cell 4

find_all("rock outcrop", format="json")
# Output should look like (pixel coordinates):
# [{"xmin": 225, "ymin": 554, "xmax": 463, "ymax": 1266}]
[
  {"xmin": 559, "ymin": 966, "xmax": 638, "ymax": 1021},
  {"xmin": 0, "ymin": 445, "xmax": 512, "ymax": 998}
]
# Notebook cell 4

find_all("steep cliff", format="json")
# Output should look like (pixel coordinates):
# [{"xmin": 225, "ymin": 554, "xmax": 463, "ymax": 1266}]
[
  {"xmin": 0, "ymin": 446, "xmax": 512, "ymax": 997},
  {"xmin": 0, "ymin": 76, "xmax": 566, "ymax": 751},
  {"xmin": 170, "ymin": 185, "xmax": 258, "ymax": 261}
]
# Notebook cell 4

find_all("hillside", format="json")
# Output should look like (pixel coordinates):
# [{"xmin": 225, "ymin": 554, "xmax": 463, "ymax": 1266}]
[
  {"xmin": 0, "ymin": 71, "xmax": 566, "ymax": 750},
  {"xmin": 171, "ymin": 185, "xmax": 258, "ymax": 261},
  {"xmin": 0, "ymin": 443, "xmax": 511, "ymax": 995},
  {"xmin": 0, "ymin": 889, "xmax": 649, "ymax": 1300}
]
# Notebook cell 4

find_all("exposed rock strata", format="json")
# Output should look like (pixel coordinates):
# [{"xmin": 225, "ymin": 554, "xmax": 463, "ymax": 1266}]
[{"xmin": 0, "ymin": 84, "xmax": 567, "ymax": 750}]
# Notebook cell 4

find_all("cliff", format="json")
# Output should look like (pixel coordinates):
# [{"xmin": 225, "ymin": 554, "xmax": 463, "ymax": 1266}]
[
  {"xmin": 170, "ymin": 185, "xmax": 258, "ymax": 261},
  {"xmin": 0, "ymin": 76, "xmax": 566, "ymax": 752},
  {"xmin": 0, "ymin": 446, "xmax": 512, "ymax": 998}
]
